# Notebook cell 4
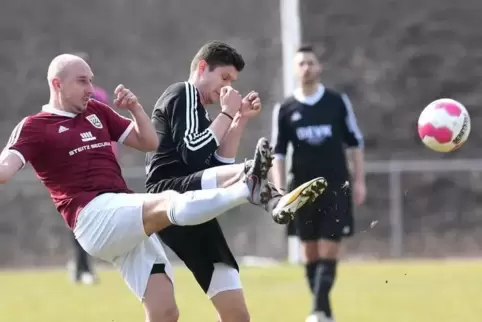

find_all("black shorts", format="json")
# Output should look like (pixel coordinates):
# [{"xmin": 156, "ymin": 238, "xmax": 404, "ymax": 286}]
[
  {"xmin": 148, "ymin": 171, "xmax": 238, "ymax": 294},
  {"xmin": 289, "ymin": 178, "xmax": 354, "ymax": 242}
]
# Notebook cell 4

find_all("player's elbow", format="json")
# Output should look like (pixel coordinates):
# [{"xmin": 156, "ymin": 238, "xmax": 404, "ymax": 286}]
[
  {"xmin": 145, "ymin": 135, "xmax": 160, "ymax": 152},
  {"xmin": 138, "ymin": 135, "xmax": 159, "ymax": 152},
  {"xmin": 0, "ymin": 171, "xmax": 11, "ymax": 184}
]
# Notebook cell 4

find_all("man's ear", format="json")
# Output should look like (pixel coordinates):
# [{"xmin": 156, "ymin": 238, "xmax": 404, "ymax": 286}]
[
  {"xmin": 198, "ymin": 60, "xmax": 208, "ymax": 74},
  {"xmin": 51, "ymin": 77, "xmax": 61, "ymax": 90}
]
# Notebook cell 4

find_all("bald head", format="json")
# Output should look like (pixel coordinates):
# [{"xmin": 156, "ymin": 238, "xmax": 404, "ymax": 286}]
[
  {"xmin": 47, "ymin": 54, "xmax": 95, "ymax": 114},
  {"xmin": 47, "ymin": 54, "xmax": 92, "ymax": 83}
]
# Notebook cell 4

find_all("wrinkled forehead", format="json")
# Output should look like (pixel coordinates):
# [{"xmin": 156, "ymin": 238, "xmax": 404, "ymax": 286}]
[
  {"xmin": 211, "ymin": 65, "xmax": 239, "ymax": 81},
  {"xmin": 294, "ymin": 52, "xmax": 319, "ymax": 66}
]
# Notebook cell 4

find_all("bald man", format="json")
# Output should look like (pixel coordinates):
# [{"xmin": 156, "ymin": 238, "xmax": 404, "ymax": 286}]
[
  {"xmin": 65, "ymin": 52, "xmax": 117, "ymax": 285},
  {"xmin": 0, "ymin": 53, "xmax": 308, "ymax": 321}
]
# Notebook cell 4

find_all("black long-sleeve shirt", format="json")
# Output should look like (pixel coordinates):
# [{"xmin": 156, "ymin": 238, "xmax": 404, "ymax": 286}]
[
  {"xmin": 146, "ymin": 82, "xmax": 233, "ymax": 189},
  {"xmin": 271, "ymin": 85, "xmax": 364, "ymax": 183}
]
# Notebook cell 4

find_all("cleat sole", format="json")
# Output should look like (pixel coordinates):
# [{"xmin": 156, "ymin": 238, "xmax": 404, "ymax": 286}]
[{"xmin": 272, "ymin": 177, "xmax": 328, "ymax": 224}]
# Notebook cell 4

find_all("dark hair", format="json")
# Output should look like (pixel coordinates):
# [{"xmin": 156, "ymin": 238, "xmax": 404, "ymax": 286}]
[
  {"xmin": 296, "ymin": 44, "xmax": 315, "ymax": 54},
  {"xmin": 190, "ymin": 41, "xmax": 245, "ymax": 73}
]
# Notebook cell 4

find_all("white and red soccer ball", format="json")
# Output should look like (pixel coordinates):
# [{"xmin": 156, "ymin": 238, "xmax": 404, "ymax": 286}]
[{"xmin": 417, "ymin": 98, "xmax": 471, "ymax": 152}]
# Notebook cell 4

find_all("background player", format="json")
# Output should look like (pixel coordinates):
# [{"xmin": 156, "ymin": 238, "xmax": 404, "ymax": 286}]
[
  {"xmin": 271, "ymin": 45, "xmax": 366, "ymax": 322},
  {"xmin": 146, "ymin": 41, "xmax": 327, "ymax": 322}
]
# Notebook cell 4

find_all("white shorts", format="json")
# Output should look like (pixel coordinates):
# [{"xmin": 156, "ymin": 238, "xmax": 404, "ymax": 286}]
[{"xmin": 73, "ymin": 192, "xmax": 173, "ymax": 301}]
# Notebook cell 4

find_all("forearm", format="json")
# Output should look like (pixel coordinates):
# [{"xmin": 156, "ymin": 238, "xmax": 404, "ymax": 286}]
[
  {"xmin": 215, "ymin": 115, "xmax": 248, "ymax": 159},
  {"xmin": 272, "ymin": 158, "xmax": 287, "ymax": 192},
  {"xmin": 348, "ymin": 148, "xmax": 365, "ymax": 183},
  {"xmin": 208, "ymin": 112, "xmax": 235, "ymax": 144},
  {"xmin": 129, "ymin": 104, "xmax": 158, "ymax": 149}
]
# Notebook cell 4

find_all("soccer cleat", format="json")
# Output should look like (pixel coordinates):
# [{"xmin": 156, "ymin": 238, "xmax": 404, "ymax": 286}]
[
  {"xmin": 271, "ymin": 177, "xmax": 327, "ymax": 224},
  {"xmin": 80, "ymin": 272, "xmax": 97, "ymax": 285},
  {"xmin": 244, "ymin": 137, "xmax": 273, "ymax": 205},
  {"xmin": 305, "ymin": 312, "xmax": 335, "ymax": 322}
]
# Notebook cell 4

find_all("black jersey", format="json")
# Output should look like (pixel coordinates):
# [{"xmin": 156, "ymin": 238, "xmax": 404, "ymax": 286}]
[
  {"xmin": 271, "ymin": 85, "xmax": 364, "ymax": 183},
  {"xmin": 146, "ymin": 82, "xmax": 233, "ymax": 189}
]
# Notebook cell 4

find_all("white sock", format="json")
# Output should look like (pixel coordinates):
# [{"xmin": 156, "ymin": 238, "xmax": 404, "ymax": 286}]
[{"xmin": 167, "ymin": 182, "xmax": 250, "ymax": 226}]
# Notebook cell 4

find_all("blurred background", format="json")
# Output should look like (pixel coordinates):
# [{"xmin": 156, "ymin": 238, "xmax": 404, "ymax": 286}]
[{"xmin": 1, "ymin": 0, "xmax": 482, "ymax": 321}]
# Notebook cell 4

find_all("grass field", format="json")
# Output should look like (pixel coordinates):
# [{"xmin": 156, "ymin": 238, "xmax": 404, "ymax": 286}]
[{"xmin": 1, "ymin": 260, "xmax": 481, "ymax": 321}]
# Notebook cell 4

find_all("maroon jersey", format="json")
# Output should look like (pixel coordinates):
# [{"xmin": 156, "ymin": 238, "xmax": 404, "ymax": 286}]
[{"xmin": 7, "ymin": 100, "xmax": 134, "ymax": 228}]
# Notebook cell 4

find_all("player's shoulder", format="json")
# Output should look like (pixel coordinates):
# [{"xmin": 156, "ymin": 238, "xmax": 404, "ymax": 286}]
[
  {"xmin": 82, "ymin": 99, "xmax": 123, "ymax": 123},
  {"xmin": 25, "ymin": 109, "xmax": 56, "ymax": 124},
  {"xmin": 167, "ymin": 81, "xmax": 191, "ymax": 96},
  {"xmin": 323, "ymin": 87, "xmax": 346, "ymax": 100},
  {"xmin": 11, "ymin": 112, "xmax": 47, "ymax": 136},
  {"xmin": 85, "ymin": 99, "xmax": 116, "ymax": 116},
  {"xmin": 87, "ymin": 98, "xmax": 110, "ymax": 110},
  {"xmin": 154, "ymin": 81, "xmax": 193, "ymax": 112},
  {"xmin": 321, "ymin": 87, "xmax": 353, "ymax": 110},
  {"xmin": 162, "ymin": 81, "xmax": 194, "ymax": 100}
]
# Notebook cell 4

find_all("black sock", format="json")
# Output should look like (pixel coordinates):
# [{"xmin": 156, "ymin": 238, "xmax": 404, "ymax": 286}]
[
  {"xmin": 312, "ymin": 259, "xmax": 337, "ymax": 317},
  {"xmin": 73, "ymin": 236, "xmax": 91, "ymax": 278},
  {"xmin": 305, "ymin": 261, "xmax": 318, "ymax": 293}
]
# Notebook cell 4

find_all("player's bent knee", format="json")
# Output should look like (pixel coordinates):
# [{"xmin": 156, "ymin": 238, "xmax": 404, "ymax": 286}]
[
  {"xmin": 302, "ymin": 241, "xmax": 319, "ymax": 263},
  {"xmin": 318, "ymin": 239, "xmax": 341, "ymax": 259},
  {"xmin": 142, "ymin": 191, "xmax": 181, "ymax": 235},
  {"xmin": 219, "ymin": 308, "xmax": 250, "ymax": 322},
  {"xmin": 146, "ymin": 306, "xmax": 179, "ymax": 322}
]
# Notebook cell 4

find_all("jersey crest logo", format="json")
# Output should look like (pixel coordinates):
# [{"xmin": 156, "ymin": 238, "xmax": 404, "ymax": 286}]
[
  {"xmin": 86, "ymin": 114, "xmax": 103, "ymax": 129},
  {"xmin": 291, "ymin": 111, "xmax": 302, "ymax": 122}
]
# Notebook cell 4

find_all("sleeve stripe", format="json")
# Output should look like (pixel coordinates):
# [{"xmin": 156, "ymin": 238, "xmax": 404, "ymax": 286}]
[
  {"xmin": 8, "ymin": 149, "xmax": 26, "ymax": 167},
  {"xmin": 270, "ymin": 103, "xmax": 281, "ymax": 146},
  {"xmin": 186, "ymin": 81, "xmax": 198, "ymax": 136},
  {"xmin": 118, "ymin": 122, "xmax": 135, "ymax": 144},
  {"xmin": 341, "ymin": 94, "xmax": 364, "ymax": 147},
  {"xmin": 184, "ymin": 130, "xmax": 215, "ymax": 151},
  {"xmin": 7, "ymin": 117, "xmax": 28, "ymax": 147},
  {"xmin": 183, "ymin": 82, "xmax": 215, "ymax": 150}
]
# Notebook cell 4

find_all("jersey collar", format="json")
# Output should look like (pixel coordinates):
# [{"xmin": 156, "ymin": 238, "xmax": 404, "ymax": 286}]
[
  {"xmin": 42, "ymin": 105, "xmax": 78, "ymax": 118},
  {"xmin": 293, "ymin": 84, "xmax": 325, "ymax": 105}
]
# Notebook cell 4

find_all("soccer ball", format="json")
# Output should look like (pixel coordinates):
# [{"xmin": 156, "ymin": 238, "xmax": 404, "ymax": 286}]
[{"xmin": 417, "ymin": 98, "xmax": 470, "ymax": 152}]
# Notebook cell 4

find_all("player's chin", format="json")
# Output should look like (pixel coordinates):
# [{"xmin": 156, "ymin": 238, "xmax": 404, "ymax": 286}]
[
  {"xmin": 210, "ymin": 92, "xmax": 220, "ymax": 103},
  {"xmin": 75, "ymin": 102, "xmax": 88, "ymax": 113}
]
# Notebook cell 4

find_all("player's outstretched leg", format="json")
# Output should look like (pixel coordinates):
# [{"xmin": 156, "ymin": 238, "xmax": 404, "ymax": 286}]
[
  {"xmin": 141, "ymin": 136, "xmax": 323, "ymax": 235},
  {"xmin": 141, "ymin": 137, "xmax": 274, "ymax": 235}
]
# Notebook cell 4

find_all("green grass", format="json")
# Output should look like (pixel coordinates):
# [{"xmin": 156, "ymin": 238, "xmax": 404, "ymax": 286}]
[{"xmin": 1, "ymin": 260, "xmax": 481, "ymax": 321}]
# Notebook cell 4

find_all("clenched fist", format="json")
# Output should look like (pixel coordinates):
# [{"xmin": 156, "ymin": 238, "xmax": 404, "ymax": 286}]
[
  {"xmin": 239, "ymin": 90, "xmax": 262, "ymax": 119},
  {"xmin": 113, "ymin": 84, "xmax": 140, "ymax": 110},
  {"xmin": 220, "ymin": 86, "xmax": 242, "ymax": 118}
]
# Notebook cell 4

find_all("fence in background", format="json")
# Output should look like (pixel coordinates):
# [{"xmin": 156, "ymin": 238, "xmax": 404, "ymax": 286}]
[
  {"xmin": 288, "ymin": 159, "xmax": 482, "ymax": 263},
  {"xmin": 6, "ymin": 159, "xmax": 482, "ymax": 267}
]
